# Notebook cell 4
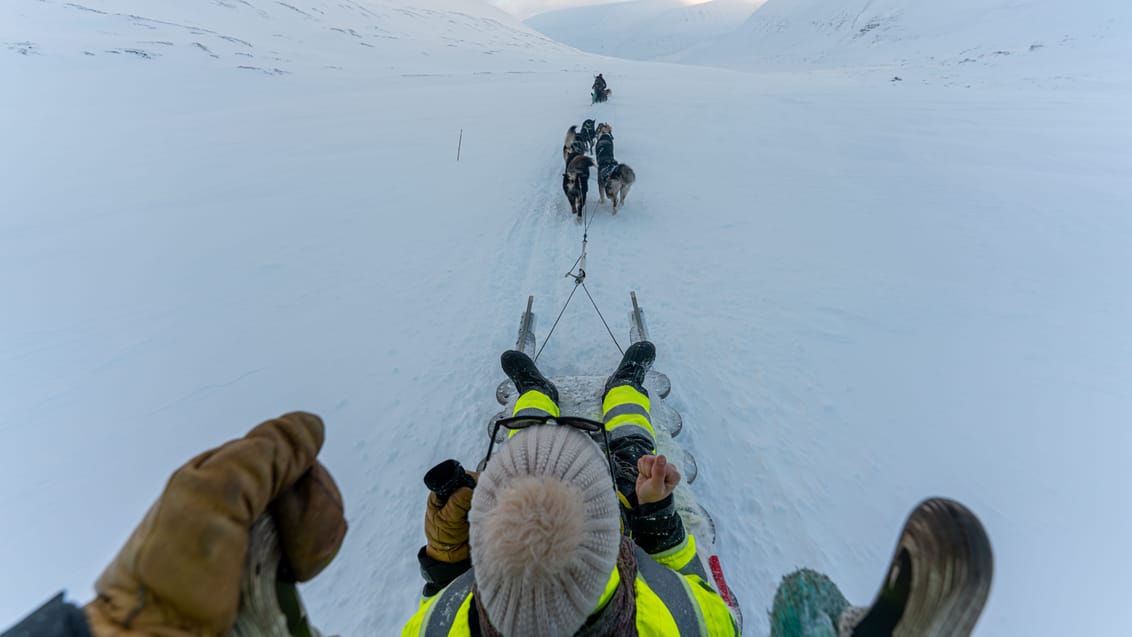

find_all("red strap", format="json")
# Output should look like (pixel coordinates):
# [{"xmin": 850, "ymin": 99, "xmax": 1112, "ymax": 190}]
[{"xmin": 708, "ymin": 555, "xmax": 735, "ymax": 607}]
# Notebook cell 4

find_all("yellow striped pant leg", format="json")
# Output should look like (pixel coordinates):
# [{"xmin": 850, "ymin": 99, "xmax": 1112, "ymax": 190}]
[
  {"xmin": 602, "ymin": 384, "xmax": 656, "ymax": 506},
  {"xmin": 507, "ymin": 390, "xmax": 560, "ymax": 438}
]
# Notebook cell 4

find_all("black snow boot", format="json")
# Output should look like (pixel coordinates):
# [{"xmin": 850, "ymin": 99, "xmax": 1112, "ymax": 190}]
[
  {"xmin": 838, "ymin": 498, "xmax": 994, "ymax": 637},
  {"xmin": 603, "ymin": 340, "xmax": 656, "ymax": 397},
  {"xmin": 500, "ymin": 350, "xmax": 558, "ymax": 403}
]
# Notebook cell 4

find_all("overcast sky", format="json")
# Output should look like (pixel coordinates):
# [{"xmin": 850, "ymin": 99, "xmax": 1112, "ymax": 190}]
[{"xmin": 487, "ymin": 0, "xmax": 631, "ymax": 19}]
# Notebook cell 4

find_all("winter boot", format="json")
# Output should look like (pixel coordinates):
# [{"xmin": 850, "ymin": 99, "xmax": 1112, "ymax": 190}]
[
  {"xmin": 603, "ymin": 340, "xmax": 656, "ymax": 397},
  {"xmin": 837, "ymin": 498, "xmax": 993, "ymax": 637},
  {"xmin": 771, "ymin": 498, "xmax": 993, "ymax": 637},
  {"xmin": 500, "ymin": 350, "xmax": 558, "ymax": 404}
]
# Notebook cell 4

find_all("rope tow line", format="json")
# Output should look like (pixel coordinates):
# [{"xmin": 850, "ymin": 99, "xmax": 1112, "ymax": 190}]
[{"xmin": 533, "ymin": 180, "xmax": 623, "ymax": 361}]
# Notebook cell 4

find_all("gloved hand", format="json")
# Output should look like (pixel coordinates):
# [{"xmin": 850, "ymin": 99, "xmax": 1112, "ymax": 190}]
[
  {"xmin": 84, "ymin": 412, "xmax": 348, "ymax": 636},
  {"xmin": 424, "ymin": 472, "xmax": 478, "ymax": 564}
]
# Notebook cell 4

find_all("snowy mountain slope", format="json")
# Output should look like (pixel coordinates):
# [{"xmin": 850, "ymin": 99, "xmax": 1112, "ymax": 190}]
[
  {"xmin": 0, "ymin": 0, "xmax": 580, "ymax": 74},
  {"xmin": 3, "ymin": 2, "xmax": 1132, "ymax": 637},
  {"xmin": 526, "ymin": 0, "xmax": 764, "ymax": 61},
  {"xmin": 678, "ymin": 0, "xmax": 1132, "ymax": 81}
]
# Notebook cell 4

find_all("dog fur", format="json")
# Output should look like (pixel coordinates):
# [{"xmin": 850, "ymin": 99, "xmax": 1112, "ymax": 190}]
[
  {"xmin": 594, "ymin": 131, "xmax": 616, "ymax": 199},
  {"xmin": 595, "ymin": 122, "xmax": 613, "ymax": 139},
  {"xmin": 562, "ymin": 125, "xmax": 578, "ymax": 165},
  {"xmin": 603, "ymin": 163, "xmax": 635, "ymax": 213},
  {"xmin": 577, "ymin": 119, "xmax": 597, "ymax": 153},
  {"xmin": 562, "ymin": 155, "xmax": 596, "ymax": 218},
  {"xmin": 563, "ymin": 138, "xmax": 587, "ymax": 169},
  {"xmin": 593, "ymin": 130, "xmax": 634, "ymax": 212}
]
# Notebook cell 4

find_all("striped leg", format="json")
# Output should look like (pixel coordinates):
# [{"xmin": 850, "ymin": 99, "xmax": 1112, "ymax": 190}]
[
  {"xmin": 602, "ymin": 384, "xmax": 656, "ymax": 507},
  {"xmin": 508, "ymin": 390, "xmax": 560, "ymax": 437}
]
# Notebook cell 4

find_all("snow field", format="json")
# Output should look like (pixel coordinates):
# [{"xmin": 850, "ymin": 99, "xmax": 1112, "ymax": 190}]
[{"xmin": 2, "ymin": 1, "xmax": 1131, "ymax": 635}]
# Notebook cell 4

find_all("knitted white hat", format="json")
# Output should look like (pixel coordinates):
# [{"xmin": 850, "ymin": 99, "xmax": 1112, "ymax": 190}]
[{"xmin": 470, "ymin": 425, "xmax": 621, "ymax": 637}]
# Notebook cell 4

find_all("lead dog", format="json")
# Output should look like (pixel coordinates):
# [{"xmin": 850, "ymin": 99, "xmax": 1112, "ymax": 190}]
[{"xmin": 562, "ymin": 155, "xmax": 596, "ymax": 218}]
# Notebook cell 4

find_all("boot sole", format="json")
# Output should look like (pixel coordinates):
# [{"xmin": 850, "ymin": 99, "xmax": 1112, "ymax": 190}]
[{"xmin": 851, "ymin": 498, "xmax": 994, "ymax": 637}]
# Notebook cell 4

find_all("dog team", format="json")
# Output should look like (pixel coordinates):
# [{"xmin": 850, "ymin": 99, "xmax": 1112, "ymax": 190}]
[{"xmin": 562, "ymin": 119, "xmax": 636, "ymax": 219}]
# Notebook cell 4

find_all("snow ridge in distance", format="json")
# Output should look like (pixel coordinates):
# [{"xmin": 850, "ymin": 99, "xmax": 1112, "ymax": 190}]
[
  {"xmin": 525, "ymin": 0, "xmax": 766, "ymax": 61},
  {"xmin": 0, "ymin": 0, "xmax": 580, "ymax": 75},
  {"xmin": 675, "ymin": 0, "xmax": 1132, "ymax": 80}
]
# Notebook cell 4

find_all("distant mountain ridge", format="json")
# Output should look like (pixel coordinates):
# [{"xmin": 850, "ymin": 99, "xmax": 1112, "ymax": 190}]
[
  {"xmin": 0, "ymin": 0, "xmax": 580, "ymax": 74},
  {"xmin": 525, "ymin": 0, "xmax": 764, "ymax": 61},
  {"xmin": 674, "ymin": 0, "xmax": 1132, "ymax": 77}
]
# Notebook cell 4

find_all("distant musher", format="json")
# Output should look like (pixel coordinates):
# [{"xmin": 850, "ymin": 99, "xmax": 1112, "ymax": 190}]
[{"xmin": 592, "ymin": 73, "xmax": 610, "ymax": 103}]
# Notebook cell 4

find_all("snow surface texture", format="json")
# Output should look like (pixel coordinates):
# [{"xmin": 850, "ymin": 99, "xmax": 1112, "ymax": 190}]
[
  {"xmin": 526, "ymin": 0, "xmax": 765, "ymax": 62},
  {"xmin": 2, "ymin": 0, "xmax": 1131, "ymax": 636}
]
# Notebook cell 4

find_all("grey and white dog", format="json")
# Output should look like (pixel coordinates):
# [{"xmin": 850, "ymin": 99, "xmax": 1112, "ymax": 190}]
[
  {"xmin": 603, "ymin": 163, "xmax": 635, "ymax": 213},
  {"xmin": 594, "ymin": 131, "xmax": 635, "ymax": 213}
]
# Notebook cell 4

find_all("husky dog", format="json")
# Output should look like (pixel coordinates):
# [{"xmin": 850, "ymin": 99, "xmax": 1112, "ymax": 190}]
[
  {"xmin": 594, "ymin": 131, "xmax": 616, "ymax": 199},
  {"xmin": 602, "ymin": 163, "xmax": 635, "ymax": 213},
  {"xmin": 577, "ymin": 119, "xmax": 597, "ymax": 153},
  {"xmin": 563, "ymin": 138, "xmax": 587, "ymax": 169},
  {"xmin": 595, "ymin": 122, "xmax": 613, "ymax": 139},
  {"xmin": 562, "ymin": 125, "xmax": 578, "ymax": 164},
  {"xmin": 562, "ymin": 155, "xmax": 596, "ymax": 218}
]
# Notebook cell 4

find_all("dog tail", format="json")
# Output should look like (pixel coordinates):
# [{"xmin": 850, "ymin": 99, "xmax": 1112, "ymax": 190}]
[{"xmin": 619, "ymin": 164, "xmax": 635, "ymax": 185}]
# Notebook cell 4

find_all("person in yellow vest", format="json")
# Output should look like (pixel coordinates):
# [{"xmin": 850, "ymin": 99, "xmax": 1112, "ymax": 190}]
[{"xmin": 403, "ymin": 341, "xmax": 741, "ymax": 636}]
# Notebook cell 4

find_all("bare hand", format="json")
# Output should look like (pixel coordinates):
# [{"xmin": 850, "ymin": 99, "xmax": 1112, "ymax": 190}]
[{"xmin": 635, "ymin": 454, "xmax": 680, "ymax": 505}]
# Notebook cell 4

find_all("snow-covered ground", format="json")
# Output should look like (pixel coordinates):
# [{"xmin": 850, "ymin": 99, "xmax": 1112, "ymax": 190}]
[{"xmin": 2, "ymin": 0, "xmax": 1131, "ymax": 636}]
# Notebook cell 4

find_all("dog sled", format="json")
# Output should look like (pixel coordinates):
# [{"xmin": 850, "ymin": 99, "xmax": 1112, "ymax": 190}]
[
  {"xmin": 481, "ymin": 292, "xmax": 744, "ymax": 631},
  {"xmin": 592, "ymin": 87, "xmax": 611, "ymax": 104}
]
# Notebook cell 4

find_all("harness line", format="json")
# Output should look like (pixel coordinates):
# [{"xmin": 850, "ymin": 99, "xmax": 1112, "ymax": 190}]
[{"xmin": 534, "ymin": 192, "xmax": 622, "ymax": 360}]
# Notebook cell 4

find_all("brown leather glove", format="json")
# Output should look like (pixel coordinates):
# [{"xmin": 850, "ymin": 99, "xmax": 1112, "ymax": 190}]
[
  {"xmin": 424, "ymin": 472, "xmax": 478, "ymax": 563},
  {"xmin": 84, "ymin": 412, "xmax": 348, "ymax": 636}
]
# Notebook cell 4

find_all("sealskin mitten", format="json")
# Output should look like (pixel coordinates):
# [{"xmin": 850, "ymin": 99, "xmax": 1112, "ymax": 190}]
[
  {"xmin": 84, "ymin": 412, "xmax": 347, "ymax": 636},
  {"xmin": 424, "ymin": 472, "xmax": 478, "ymax": 564}
]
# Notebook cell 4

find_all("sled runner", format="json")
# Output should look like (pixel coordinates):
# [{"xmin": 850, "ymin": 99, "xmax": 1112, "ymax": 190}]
[{"xmin": 481, "ymin": 292, "xmax": 742, "ymax": 631}]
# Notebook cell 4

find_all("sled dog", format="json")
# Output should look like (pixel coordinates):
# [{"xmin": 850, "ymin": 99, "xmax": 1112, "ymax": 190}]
[
  {"xmin": 564, "ymin": 138, "xmax": 587, "ymax": 169},
  {"xmin": 563, "ymin": 155, "xmax": 596, "ymax": 218},
  {"xmin": 577, "ymin": 119, "xmax": 597, "ymax": 153},
  {"xmin": 602, "ymin": 163, "xmax": 635, "ymax": 213},
  {"xmin": 594, "ymin": 131, "xmax": 616, "ymax": 199}
]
